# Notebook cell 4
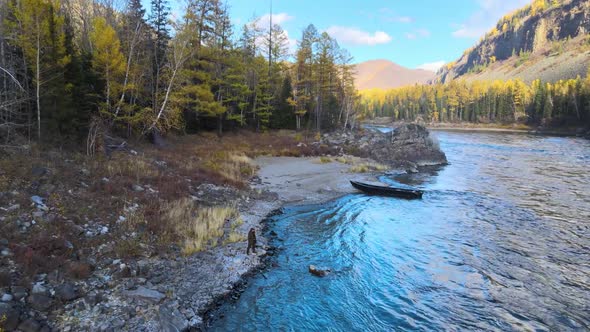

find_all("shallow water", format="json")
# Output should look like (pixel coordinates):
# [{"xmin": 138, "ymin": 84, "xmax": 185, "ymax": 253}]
[{"xmin": 209, "ymin": 132, "xmax": 590, "ymax": 331}]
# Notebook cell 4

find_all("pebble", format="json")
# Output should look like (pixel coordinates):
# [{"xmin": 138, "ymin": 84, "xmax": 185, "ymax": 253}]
[
  {"xmin": 1, "ymin": 293, "xmax": 13, "ymax": 302},
  {"xmin": 132, "ymin": 184, "xmax": 144, "ymax": 192},
  {"xmin": 1, "ymin": 249, "xmax": 10, "ymax": 256},
  {"xmin": 30, "ymin": 195, "xmax": 45, "ymax": 205},
  {"xmin": 100, "ymin": 226, "xmax": 109, "ymax": 235}
]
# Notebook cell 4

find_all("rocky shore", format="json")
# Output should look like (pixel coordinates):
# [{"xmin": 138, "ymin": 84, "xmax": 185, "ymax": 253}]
[
  {"xmin": 322, "ymin": 124, "xmax": 448, "ymax": 169},
  {"xmin": 0, "ymin": 126, "xmax": 447, "ymax": 331}
]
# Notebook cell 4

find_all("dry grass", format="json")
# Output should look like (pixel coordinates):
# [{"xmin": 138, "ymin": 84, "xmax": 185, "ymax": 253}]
[
  {"xmin": 318, "ymin": 156, "xmax": 332, "ymax": 163},
  {"xmin": 0, "ymin": 130, "xmax": 340, "ymax": 286},
  {"xmin": 349, "ymin": 162, "xmax": 389, "ymax": 173},
  {"xmin": 204, "ymin": 152, "xmax": 257, "ymax": 184},
  {"xmin": 163, "ymin": 198, "xmax": 240, "ymax": 255},
  {"xmin": 223, "ymin": 232, "xmax": 246, "ymax": 245}
]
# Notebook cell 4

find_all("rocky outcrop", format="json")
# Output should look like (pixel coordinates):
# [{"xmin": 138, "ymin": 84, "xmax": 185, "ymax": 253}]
[
  {"xmin": 368, "ymin": 124, "xmax": 447, "ymax": 168},
  {"xmin": 437, "ymin": 0, "xmax": 590, "ymax": 83},
  {"xmin": 322, "ymin": 124, "xmax": 448, "ymax": 169}
]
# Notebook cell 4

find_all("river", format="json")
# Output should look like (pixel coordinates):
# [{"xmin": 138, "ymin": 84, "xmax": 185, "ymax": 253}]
[{"xmin": 209, "ymin": 131, "xmax": 590, "ymax": 331}]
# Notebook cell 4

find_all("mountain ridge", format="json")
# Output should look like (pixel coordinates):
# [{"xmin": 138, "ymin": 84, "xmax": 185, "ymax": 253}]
[
  {"xmin": 435, "ymin": 0, "xmax": 590, "ymax": 84},
  {"xmin": 354, "ymin": 59, "xmax": 435, "ymax": 90}
]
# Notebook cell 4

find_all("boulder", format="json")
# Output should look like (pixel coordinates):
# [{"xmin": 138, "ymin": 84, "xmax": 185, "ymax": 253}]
[
  {"xmin": 368, "ymin": 124, "xmax": 447, "ymax": 168},
  {"xmin": 0, "ymin": 303, "xmax": 20, "ymax": 330},
  {"xmin": 308, "ymin": 265, "xmax": 331, "ymax": 277},
  {"xmin": 27, "ymin": 294, "xmax": 53, "ymax": 311},
  {"xmin": 11, "ymin": 286, "xmax": 27, "ymax": 300},
  {"xmin": 158, "ymin": 304, "xmax": 189, "ymax": 332},
  {"xmin": 123, "ymin": 286, "xmax": 165, "ymax": 304},
  {"xmin": 18, "ymin": 318, "xmax": 41, "ymax": 332},
  {"xmin": 55, "ymin": 283, "xmax": 78, "ymax": 302}
]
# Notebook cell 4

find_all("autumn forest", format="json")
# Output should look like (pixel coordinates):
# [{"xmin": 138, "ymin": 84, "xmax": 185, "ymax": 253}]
[{"xmin": 0, "ymin": 0, "xmax": 358, "ymax": 149}]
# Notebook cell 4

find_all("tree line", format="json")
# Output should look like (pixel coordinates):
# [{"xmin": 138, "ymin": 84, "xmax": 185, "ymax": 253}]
[
  {"xmin": 0, "ymin": 0, "xmax": 359, "ymax": 150},
  {"xmin": 360, "ymin": 74, "xmax": 590, "ymax": 127}
]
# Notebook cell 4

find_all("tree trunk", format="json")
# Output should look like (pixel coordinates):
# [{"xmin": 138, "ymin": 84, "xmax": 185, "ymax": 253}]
[{"xmin": 36, "ymin": 29, "xmax": 41, "ymax": 140}]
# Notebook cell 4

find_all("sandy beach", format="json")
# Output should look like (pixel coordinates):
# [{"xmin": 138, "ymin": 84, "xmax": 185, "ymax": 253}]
[{"xmin": 255, "ymin": 156, "xmax": 378, "ymax": 204}]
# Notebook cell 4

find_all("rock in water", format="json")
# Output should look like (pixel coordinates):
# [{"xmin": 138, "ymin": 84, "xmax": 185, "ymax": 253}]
[
  {"xmin": 370, "ymin": 124, "xmax": 447, "ymax": 168},
  {"xmin": 309, "ymin": 265, "xmax": 331, "ymax": 277}
]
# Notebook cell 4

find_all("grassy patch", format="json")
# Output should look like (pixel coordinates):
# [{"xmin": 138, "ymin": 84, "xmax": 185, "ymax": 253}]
[
  {"xmin": 349, "ymin": 162, "xmax": 389, "ymax": 173},
  {"xmin": 223, "ymin": 232, "xmax": 246, "ymax": 246},
  {"xmin": 163, "ymin": 198, "xmax": 240, "ymax": 255},
  {"xmin": 318, "ymin": 156, "xmax": 332, "ymax": 163}
]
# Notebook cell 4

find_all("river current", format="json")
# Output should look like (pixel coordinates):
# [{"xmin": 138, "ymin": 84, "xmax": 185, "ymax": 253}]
[{"xmin": 210, "ymin": 131, "xmax": 590, "ymax": 331}]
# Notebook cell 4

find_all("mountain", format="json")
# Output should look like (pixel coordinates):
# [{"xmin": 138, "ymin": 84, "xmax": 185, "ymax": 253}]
[
  {"xmin": 354, "ymin": 59, "xmax": 436, "ymax": 90},
  {"xmin": 435, "ymin": 0, "xmax": 590, "ymax": 84}
]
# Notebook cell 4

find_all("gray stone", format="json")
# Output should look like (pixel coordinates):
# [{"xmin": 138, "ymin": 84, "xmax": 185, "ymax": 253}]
[
  {"xmin": 110, "ymin": 317, "xmax": 125, "ymax": 329},
  {"xmin": 18, "ymin": 318, "xmax": 41, "ymax": 332},
  {"xmin": 124, "ymin": 286, "xmax": 165, "ymax": 304},
  {"xmin": 11, "ymin": 286, "xmax": 27, "ymax": 300},
  {"xmin": 7, "ymin": 204, "xmax": 20, "ymax": 212},
  {"xmin": 32, "ymin": 211, "xmax": 45, "ymax": 219},
  {"xmin": 158, "ymin": 304, "xmax": 189, "ymax": 332},
  {"xmin": 28, "ymin": 294, "xmax": 53, "ymax": 311},
  {"xmin": 30, "ymin": 195, "xmax": 45, "ymax": 206},
  {"xmin": 1, "ymin": 293, "xmax": 13, "ymax": 302},
  {"xmin": 32, "ymin": 283, "xmax": 47, "ymax": 295},
  {"xmin": 137, "ymin": 260, "xmax": 150, "ymax": 276},
  {"xmin": 55, "ymin": 283, "xmax": 78, "ymax": 301},
  {"xmin": 131, "ymin": 184, "xmax": 144, "ymax": 192},
  {"xmin": 0, "ymin": 303, "xmax": 20, "ymax": 330}
]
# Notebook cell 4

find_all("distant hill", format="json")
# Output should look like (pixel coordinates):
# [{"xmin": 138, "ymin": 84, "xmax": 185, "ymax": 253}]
[
  {"xmin": 354, "ymin": 59, "xmax": 436, "ymax": 90},
  {"xmin": 435, "ymin": 0, "xmax": 590, "ymax": 84}
]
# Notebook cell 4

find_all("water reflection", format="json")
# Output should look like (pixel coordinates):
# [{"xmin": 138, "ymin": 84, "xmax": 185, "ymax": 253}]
[{"xmin": 209, "ymin": 132, "xmax": 590, "ymax": 331}]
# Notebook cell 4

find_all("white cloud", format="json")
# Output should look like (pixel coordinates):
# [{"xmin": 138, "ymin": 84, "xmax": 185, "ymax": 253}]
[
  {"xmin": 325, "ymin": 26, "xmax": 392, "ymax": 46},
  {"xmin": 378, "ymin": 8, "xmax": 414, "ymax": 23},
  {"xmin": 452, "ymin": 0, "xmax": 530, "ymax": 38},
  {"xmin": 257, "ymin": 13, "xmax": 294, "ymax": 30},
  {"xmin": 393, "ymin": 16, "xmax": 414, "ymax": 23},
  {"xmin": 416, "ymin": 61, "xmax": 446, "ymax": 72},
  {"xmin": 406, "ymin": 28, "xmax": 430, "ymax": 39}
]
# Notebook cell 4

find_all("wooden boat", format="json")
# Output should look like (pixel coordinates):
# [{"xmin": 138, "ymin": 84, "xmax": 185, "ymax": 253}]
[{"xmin": 350, "ymin": 180, "xmax": 423, "ymax": 199}]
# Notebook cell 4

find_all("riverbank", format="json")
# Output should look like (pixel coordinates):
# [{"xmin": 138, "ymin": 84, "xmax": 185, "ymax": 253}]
[
  {"xmin": 0, "ymin": 131, "xmax": 338, "ymax": 331},
  {"xmin": 364, "ymin": 118, "xmax": 589, "ymax": 137},
  {"xmin": 0, "ymin": 131, "xmax": 385, "ymax": 331},
  {"xmin": 0, "ymin": 125, "xmax": 448, "ymax": 331}
]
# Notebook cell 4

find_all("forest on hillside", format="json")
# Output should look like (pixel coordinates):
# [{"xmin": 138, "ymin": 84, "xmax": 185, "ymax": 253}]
[
  {"xmin": 0, "ymin": 0, "xmax": 359, "ymax": 151},
  {"xmin": 360, "ymin": 75, "xmax": 590, "ymax": 127}
]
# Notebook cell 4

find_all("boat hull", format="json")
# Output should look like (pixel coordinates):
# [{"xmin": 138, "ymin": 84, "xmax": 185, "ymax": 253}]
[{"xmin": 350, "ymin": 181, "xmax": 423, "ymax": 199}]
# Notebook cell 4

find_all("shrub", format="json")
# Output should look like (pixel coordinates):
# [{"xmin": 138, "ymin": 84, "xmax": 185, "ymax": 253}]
[{"xmin": 319, "ymin": 156, "xmax": 332, "ymax": 163}]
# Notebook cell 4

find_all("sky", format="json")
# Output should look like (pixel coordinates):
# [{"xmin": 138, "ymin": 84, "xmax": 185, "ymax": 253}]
[{"xmin": 157, "ymin": 0, "xmax": 532, "ymax": 72}]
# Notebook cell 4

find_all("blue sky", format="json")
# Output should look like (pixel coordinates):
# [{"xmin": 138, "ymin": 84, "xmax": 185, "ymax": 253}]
[{"xmin": 157, "ymin": 0, "xmax": 531, "ymax": 71}]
